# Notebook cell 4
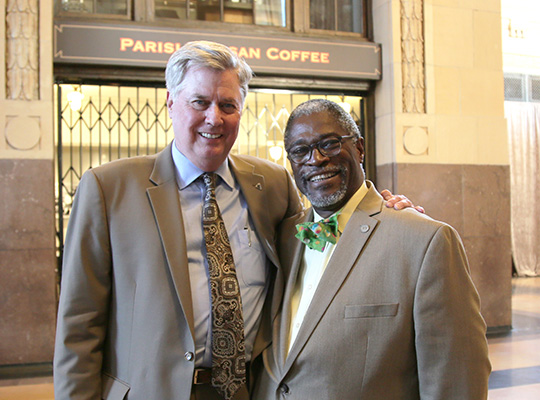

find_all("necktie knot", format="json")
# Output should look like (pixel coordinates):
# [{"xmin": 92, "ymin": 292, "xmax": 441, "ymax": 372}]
[
  {"xmin": 202, "ymin": 173, "xmax": 219, "ymax": 223},
  {"xmin": 202, "ymin": 172, "xmax": 216, "ymax": 195},
  {"xmin": 295, "ymin": 213, "xmax": 341, "ymax": 252}
]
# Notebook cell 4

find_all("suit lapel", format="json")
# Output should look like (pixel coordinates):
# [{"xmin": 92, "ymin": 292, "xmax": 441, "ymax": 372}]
[
  {"xmin": 146, "ymin": 143, "xmax": 195, "ymax": 340},
  {"xmin": 277, "ymin": 210, "xmax": 312, "ymax": 369},
  {"xmin": 282, "ymin": 184, "xmax": 383, "ymax": 374},
  {"xmin": 229, "ymin": 155, "xmax": 279, "ymax": 268}
]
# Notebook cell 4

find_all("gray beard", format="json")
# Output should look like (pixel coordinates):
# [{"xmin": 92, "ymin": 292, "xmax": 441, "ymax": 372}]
[{"xmin": 306, "ymin": 180, "xmax": 348, "ymax": 208}]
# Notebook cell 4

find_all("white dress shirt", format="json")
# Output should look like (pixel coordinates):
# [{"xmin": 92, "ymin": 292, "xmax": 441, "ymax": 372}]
[
  {"xmin": 171, "ymin": 142, "xmax": 269, "ymax": 367},
  {"xmin": 287, "ymin": 182, "xmax": 369, "ymax": 353}
]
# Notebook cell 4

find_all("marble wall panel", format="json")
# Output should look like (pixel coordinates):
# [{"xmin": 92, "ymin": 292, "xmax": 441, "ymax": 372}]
[
  {"xmin": 0, "ymin": 249, "xmax": 56, "ymax": 364},
  {"xmin": 375, "ymin": 162, "xmax": 512, "ymax": 329},
  {"xmin": 378, "ymin": 163, "xmax": 465, "ymax": 234},
  {"xmin": 0, "ymin": 159, "xmax": 57, "ymax": 365},
  {"xmin": 463, "ymin": 235, "xmax": 512, "ymax": 330},
  {"xmin": 0, "ymin": 159, "xmax": 55, "ymax": 250},
  {"xmin": 463, "ymin": 165, "xmax": 511, "ymax": 238}
]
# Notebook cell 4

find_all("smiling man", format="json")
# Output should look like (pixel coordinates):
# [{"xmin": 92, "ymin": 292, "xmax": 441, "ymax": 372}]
[
  {"xmin": 54, "ymin": 42, "xmax": 420, "ymax": 400},
  {"xmin": 53, "ymin": 41, "xmax": 304, "ymax": 400},
  {"xmin": 253, "ymin": 99, "xmax": 491, "ymax": 400}
]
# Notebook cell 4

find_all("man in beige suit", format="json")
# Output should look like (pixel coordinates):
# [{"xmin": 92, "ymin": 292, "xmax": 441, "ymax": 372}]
[
  {"xmin": 253, "ymin": 99, "xmax": 491, "ymax": 399},
  {"xmin": 54, "ymin": 41, "xmax": 415, "ymax": 399},
  {"xmin": 53, "ymin": 41, "xmax": 304, "ymax": 400}
]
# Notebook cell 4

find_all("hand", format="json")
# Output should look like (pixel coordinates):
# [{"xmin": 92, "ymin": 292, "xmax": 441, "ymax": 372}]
[{"xmin": 380, "ymin": 189, "xmax": 425, "ymax": 214}]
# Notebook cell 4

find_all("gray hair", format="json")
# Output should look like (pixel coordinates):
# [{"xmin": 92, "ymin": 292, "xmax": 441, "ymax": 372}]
[
  {"xmin": 165, "ymin": 40, "xmax": 253, "ymax": 102},
  {"xmin": 284, "ymin": 99, "xmax": 361, "ymax": 147}
]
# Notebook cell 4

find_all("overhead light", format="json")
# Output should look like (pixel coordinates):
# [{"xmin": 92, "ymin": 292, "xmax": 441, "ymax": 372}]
[{"xmin": 67, "ymin": 86, "xmax": 84, "ymax": 111}]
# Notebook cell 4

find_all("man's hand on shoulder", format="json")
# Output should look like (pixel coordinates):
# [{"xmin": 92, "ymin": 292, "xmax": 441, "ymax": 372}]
[{"xmin": 380, "ymin": 189, "xmax": 425, "ymax": 214}]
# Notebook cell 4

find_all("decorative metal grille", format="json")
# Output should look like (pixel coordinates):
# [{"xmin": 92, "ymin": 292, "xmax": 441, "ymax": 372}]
[
  {"xmin": 55, "ymin": 83, "xmax": 364, "ymax": 267},
  {"xmin": 530, "ymin": 76, "xmax": 540, "ymax": 102},
  {"xmin": 504, "ymin": 75, "xmax": 525, "ymax": 101}
]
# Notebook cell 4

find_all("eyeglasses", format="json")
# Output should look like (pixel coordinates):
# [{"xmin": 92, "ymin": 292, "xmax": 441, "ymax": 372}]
[{"xmin": 286, "ymin": 135, "xmax": 357, "ymax": 164}]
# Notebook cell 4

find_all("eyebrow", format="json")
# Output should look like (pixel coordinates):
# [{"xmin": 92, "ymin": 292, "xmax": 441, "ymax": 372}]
[
  {"xmin": 190, "ymin": 93, "xmax": 239, "ymax": 105},
  {"xmin": 288, "ymin": 132, "xmax": 342, "ymax": 147}
]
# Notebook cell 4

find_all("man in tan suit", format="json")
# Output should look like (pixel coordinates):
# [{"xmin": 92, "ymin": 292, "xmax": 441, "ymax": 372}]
[
  {"xmin": 54, "ymin": 41, "xmax": 416, "ymax": 399},
  {"xmin": 53, "ymin": 41, "xmax": 304, "ymax": 400},
  {"xmin": 253, "ymin": 99, "xmax": 491, "ymax": 399}
]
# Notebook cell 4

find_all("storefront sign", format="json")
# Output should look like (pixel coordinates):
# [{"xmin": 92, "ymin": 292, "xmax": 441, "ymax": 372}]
[{"xmin": 54, "ymin": 21, "xmax": 381, "ymax": 80}]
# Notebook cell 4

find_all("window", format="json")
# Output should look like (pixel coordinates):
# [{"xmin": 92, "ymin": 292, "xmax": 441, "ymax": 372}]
[
  {"xmin": 504, "ymin": 74, "xmax": 540, "ymax": 103},
  {"xmin": 55, "ymin": 0, "xmax": 369, "ymax": 32},
  {"xmin": 154, "ymin": 0, "xmax": 285, "ymax": 26},
  {"xmin": 58, "ymin": 0, "xmax": 129, "ymax": 16},
  {"xmin": 310, "ymin": 0, "xmax": 365, "ymax": 34},
  {"xmin": 504, "ymin": 75, "xmax": 525, "ymax": 101},
  {"xmin": 530, "ymin": 76, "xmax": 540, "ymax": 102}
]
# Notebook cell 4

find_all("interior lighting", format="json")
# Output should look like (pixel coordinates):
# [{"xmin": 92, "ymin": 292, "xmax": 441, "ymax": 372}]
[
  {"xmin": 67, "ymin": 86, "xmax": 84, "ymax": 111},
  {"xmin": 269, "ymin": 143, "xmax": 283, "ymax": 161}
]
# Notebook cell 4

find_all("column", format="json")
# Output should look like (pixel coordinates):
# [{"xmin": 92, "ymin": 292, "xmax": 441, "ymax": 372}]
[{"xmin": 0, "ymin": 0, "xmax": 57, "ymax": 367}]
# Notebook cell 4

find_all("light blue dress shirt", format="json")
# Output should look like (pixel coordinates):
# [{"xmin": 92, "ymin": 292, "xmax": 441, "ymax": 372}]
[{"xmin": 171, "ymin": 142, "xmax": 269, "ymax": 367}]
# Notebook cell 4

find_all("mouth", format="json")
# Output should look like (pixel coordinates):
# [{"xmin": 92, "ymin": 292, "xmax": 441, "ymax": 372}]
[
  {"xmin": 306, "ymin": 169, "xmax": 341, "ymax": 183},
  {"xmin": 199, "ymin": 132, "xmax": 222, "ymax": 139}
]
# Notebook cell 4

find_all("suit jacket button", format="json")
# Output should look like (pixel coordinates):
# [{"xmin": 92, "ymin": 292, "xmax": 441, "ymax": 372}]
[
  {"xmin": 184, "ymin": 352, "xmax": 194, "ymax": 361},
  {"xmin": 360, "ymin": 224, "xmax": 370, "ymax": 233},
  {"xmin": 279, "ymin": 383, "xmax": 290, "ymax": 395}
]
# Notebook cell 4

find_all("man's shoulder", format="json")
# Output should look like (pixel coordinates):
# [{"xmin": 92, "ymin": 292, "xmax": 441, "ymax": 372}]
[
  {"xmin": 230, "ymin": 153, "xmax": 285, "ymax": 171},
  {"xmin": 85, "ymin": 150, "xmax": 162, "ymax": 178},
  {"xmin": 361, "ymin": 183, "xmax": 452, "ymax": 234},
  {"xmin": 375, "ymin": 204, "xmax": 460, "ymax": 240}
]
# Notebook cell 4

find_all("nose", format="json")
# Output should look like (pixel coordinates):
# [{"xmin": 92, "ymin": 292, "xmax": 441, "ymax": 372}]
[
  {"xmin": 305, "ymin": 146, "xmax": 329, "ymax": 165},
  {"xmin": 205, "ymin": 104, "xmax": 223, "ymax": 127}
]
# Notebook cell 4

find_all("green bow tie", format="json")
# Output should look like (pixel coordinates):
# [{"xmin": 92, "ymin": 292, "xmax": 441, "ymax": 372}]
[{"xmin": 295, "ymin": 213, "xmax": 340, "ymax": 252}]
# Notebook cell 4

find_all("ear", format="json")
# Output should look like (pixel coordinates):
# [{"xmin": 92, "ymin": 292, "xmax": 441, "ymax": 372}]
[
  {"xmin": 166, "ymin": 91, "xmax": 173, "ymax": 111},
  {"xmin": 356, "ymin": 136, "xmax": 365, "ymax": 163}
]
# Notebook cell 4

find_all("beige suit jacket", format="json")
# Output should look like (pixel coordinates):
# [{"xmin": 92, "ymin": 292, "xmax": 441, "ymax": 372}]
[
  {"xmin": 253, "ymin": 182, "xmax": 491, "ymax": 400},
  {"xmin": 53, "ymin": 143, "xmax": 303, "ymax": 400}
]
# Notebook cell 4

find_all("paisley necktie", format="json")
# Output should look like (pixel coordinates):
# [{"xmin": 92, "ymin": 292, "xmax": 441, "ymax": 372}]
[{"xmin": 202, "ymin": 172, "xmax": 246, "ymax": 400}]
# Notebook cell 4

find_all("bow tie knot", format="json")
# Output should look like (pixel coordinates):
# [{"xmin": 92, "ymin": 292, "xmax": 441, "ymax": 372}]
[{"xmin": 295, "ymin": 213, "xmax": 340, "ymax": 252}]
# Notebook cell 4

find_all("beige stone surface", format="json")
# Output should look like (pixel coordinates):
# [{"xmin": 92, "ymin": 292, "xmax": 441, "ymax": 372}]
[
  {"xmin": 432, "ymin": 5, "xmax": 474, "ymax": 68},
  {"xmin": 433, "ymin": 66, "xmax": 461, "ymax": 115},
  {"xmin": 473, "ymin": 10, "xmax": 504, "ymax": 70},
  {"xmin": 460, "ymin": 69, "xmax": 505, "ymax": 117},
  {"xmin": 376, "ymin": 0, "xmax": 507, "ymax": 166}
]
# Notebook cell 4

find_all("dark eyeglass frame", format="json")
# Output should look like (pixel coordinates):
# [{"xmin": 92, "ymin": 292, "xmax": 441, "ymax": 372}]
[{"xmin": 286, "ymin": 134, "xmax": 358, "ymax": 164}]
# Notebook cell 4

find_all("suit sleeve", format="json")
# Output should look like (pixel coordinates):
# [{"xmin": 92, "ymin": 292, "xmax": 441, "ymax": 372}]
[
  {"xmin": 414, "ymin": 224, "xmax": 491, "ymax": 400},
  {"xmin": 54, "ymin": 170, "xmax": 112, "ymax": 399}
]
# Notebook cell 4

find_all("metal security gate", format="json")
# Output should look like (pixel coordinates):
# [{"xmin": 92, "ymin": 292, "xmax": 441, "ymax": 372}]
[{"xmin": 55, "ymin": 83, "xmax": 366, "ymax": 277}]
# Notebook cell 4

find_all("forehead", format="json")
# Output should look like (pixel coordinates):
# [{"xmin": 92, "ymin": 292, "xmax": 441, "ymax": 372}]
[
  {"xmin": 181, "ymin": 67, "xmax": 242, "ymax": 99},
  {"xmin": 287, "ymin": 111, "xmax": 346, "ymax": 143}
]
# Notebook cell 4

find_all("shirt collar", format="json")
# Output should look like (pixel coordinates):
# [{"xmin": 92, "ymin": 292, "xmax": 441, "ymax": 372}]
[
  {"xmin": 171, "ymin": 140, "xmax": 235, "ymax": 190},
  {"xmin": 313, "ymin": 181, "xmax": 369, "ymax": 233}
]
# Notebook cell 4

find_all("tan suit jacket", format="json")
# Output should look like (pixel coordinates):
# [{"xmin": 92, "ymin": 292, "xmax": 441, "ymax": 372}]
[
  {"xmin": 253, "ymin": 182, "xmax": 491, "ymax": 400},
  {"xmin": 53, "ymin": 143, "xmax": 303, "ymax": 400}
]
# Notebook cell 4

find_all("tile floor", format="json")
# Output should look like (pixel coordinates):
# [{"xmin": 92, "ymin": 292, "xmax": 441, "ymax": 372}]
[
  {"xmin": 1, "ymin": 277, "xmax": 539, "ymax": 399},
  {"xmin": 487, "ymin": 276, "xmax": 540, "ymax": 399}
]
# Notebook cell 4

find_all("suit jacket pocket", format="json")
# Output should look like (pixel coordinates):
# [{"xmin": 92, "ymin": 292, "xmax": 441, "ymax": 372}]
[
  {"xmin": 344, "ymin": 303, "xmax": 399, "ymax": 319},
  {"xmin": 102, "ymin": 372, "xmax": 130, "ymax": 400}
]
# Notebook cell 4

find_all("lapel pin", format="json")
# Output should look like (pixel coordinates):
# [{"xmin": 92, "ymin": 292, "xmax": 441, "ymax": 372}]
[{"xmin": 254, "ymin": 182, "xmax": 263, "ymax": 191}]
